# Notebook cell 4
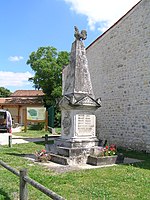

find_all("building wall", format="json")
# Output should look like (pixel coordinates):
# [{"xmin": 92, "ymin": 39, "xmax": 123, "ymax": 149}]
[
  {"xmin": 86, "ymin": 0, "xmax": 150, "ymax": 152},
  {"xmin": 7, "ymin": 107, "xmax": 20, "ymax": 124}
]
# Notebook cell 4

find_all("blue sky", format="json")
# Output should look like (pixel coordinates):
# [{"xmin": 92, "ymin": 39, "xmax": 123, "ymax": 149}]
[{"xmin": 0, "ymin": 0, "xmax": 140, "ymax": 92}]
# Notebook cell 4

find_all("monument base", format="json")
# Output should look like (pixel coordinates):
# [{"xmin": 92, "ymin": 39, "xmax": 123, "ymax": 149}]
[
  {"xmin": 45, "ymin": 137, "xmax": 99, "ymax": 165},
  {"xmin": 55, "ymin": 137, "xmax": 99, "ymax": 148},
  {"xmin": 48, "ymin": 150, "xmax": 91, "ymax": 165}
]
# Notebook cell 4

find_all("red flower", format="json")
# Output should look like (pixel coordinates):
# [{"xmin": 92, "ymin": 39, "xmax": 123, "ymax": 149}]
[
  {"xmin": 110, "ymin": 147, "xmax": 116, "ymax": 152},
  {"xmin": 110, "ymin": 144, "xmax": 116, "ymax": 149},
  {"xmin": 105, "ymin": 146, "xmax": 109, "ymax": 149}
]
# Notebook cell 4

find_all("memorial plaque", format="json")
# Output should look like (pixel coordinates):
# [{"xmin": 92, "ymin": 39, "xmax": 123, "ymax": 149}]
[{"xmin": 75, "ymin": 114, "xmax": 95, "ymax": 136}]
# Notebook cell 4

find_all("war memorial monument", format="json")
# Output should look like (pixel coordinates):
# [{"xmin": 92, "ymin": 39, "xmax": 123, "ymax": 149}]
[{"xmin": 47, "ymin": 27, "xmax": 101, "ymax": 165}]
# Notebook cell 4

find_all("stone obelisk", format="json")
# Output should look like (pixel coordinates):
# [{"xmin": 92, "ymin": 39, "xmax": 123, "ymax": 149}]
[{"xmin": 58, "ymin": 26, "xmax": 100, "ymax": 148}]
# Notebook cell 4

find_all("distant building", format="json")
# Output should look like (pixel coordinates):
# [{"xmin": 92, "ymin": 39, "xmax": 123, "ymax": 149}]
[
  {"xmin": 86, "ymin": 0, "xmax": 150, "ymax": 152},
  {"xmin": 0, "ymin": 90, "xmax": 45, "ymax": 125}
]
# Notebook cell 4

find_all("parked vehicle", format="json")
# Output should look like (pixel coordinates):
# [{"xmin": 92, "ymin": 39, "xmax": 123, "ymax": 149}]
[{"xmin": 0, "ymin": 109, "xmax": 12, "ymax": 133}]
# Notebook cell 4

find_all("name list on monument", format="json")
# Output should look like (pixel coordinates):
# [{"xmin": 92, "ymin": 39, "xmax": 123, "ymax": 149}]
[{"xmin": 75, "ymin": 114, "xmax": 95, "ymax": 136}]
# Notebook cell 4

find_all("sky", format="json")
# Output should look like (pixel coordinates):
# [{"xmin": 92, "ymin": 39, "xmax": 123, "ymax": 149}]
[{"xmin": 0, "ymin": 0, "xmax": 140, "ymax": 92}]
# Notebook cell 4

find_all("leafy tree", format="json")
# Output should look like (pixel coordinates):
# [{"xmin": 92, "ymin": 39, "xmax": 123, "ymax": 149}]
[
  {"xmin": 27, "ymin": 46, "xmax": 70, "ymax": 126},
  {"xmin": 0, "ymin": 87, "xmax": 12, "ymax": 97}
]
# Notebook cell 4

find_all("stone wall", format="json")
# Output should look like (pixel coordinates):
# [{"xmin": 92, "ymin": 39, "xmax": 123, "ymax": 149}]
[{"xmin": 86, "ymin": 0, "xmax": 150, "ymax": 152}]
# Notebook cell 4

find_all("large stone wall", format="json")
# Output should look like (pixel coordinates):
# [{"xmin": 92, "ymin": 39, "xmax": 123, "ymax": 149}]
[{"xmin": 86, "ymin": 0, "xmax": 150, "ymax": 152}]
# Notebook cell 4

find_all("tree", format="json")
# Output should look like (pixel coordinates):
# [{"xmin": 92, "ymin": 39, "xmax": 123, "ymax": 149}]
[
  {"xmin": 27, "ymin": 46, "xmax": 70, "ymax": 126},
  {"xmin": 0, "ymin": 87, "xmax": 12, "ymax": 97}
]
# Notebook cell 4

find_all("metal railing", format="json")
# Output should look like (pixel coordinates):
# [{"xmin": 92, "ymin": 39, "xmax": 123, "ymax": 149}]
[{"xmin": 0, "ymin": 160, "xmax": 65, "ymax": 200}]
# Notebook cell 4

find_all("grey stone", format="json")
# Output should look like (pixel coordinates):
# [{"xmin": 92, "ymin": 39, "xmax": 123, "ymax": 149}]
[{"xmin": 46, "ymin": 27, "xmax": 101, "ymax": 164}]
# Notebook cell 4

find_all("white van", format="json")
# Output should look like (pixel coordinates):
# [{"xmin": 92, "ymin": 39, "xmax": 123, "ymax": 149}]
[{"xmin": 0, "ymin": 109, "xmax": 12, "ymax": 133}]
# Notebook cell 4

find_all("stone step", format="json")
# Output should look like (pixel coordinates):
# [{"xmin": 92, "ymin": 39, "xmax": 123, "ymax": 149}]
[
  {"xmin": 57, "ymin": 146, "xmax": 91, "ymax": 157},
  {"xmin": 49, "ymin": 150, "xmax": 90, "ymax": 165},
  {"xmin": 49, "ymin": 153, "xmax": 69, "ymax": 165}
]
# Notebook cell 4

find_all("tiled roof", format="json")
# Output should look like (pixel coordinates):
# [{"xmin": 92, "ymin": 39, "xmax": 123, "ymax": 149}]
[
  {"xmin": 0, "ymin": 90, "xmax": 45, "ymax": 105},
  {"xmin": 0, "ymin": 97, "xmax": 43, "ymax": 105},
  {"xmin": 5, "ymin": 97, "xmax": 43, "ymax": 105},
  {"xmin": 10, "ymin": 90, "xmax": 45, "ymax": 97}
]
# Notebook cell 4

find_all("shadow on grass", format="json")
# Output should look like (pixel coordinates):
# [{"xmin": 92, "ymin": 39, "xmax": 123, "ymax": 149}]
[
  {"xmin": 33, "ymin": 140, "xmax": 54, "ymax": 145},
  {"xmin": 0, "ymin": 188, "xmax": 11, "ymax": 200},
  {"xmin": 118, "ymin": 148, "xmax": 150, "ymax": 170},
  {"xmin": 12, "ymin": 139, "xmax": 54, "ymax": 146},
  {"xmin": 126, "ymin": 160, "xmax": 150, "ymax": 170},
  {"xmin": 6, "ymin": 152, "xmax": 36, "ymax": 160}
]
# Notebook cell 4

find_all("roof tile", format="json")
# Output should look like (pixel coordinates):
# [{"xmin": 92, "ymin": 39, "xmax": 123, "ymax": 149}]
[{"xmin": 10, "ymin": 90, "xmax": 45, "ymax": 97}]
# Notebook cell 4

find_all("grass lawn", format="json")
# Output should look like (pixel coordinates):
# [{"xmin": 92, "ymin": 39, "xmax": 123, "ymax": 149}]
[
  {"xmin": 0, "ymin": 135, "xmax": 149, "ymax": 200},
  {"xmin": 13, "ymin": 130, "xmax": 50, "ymax": 138},
  {"xmin": 13, "ymin": 129, "xmax": 60, "ymax": 138}
]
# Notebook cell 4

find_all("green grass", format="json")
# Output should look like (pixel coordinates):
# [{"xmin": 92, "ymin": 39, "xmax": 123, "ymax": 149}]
[
  {"xmin": 13, "ymin": 129, "xmax": 50, "ymax": 138},
  {"xmin": 0, "ymin": 140, "xmax": 150, "ymax": 200},
  {"xmin": 13, "ymin": 128, "xmax": 61, "ymax": 138}
]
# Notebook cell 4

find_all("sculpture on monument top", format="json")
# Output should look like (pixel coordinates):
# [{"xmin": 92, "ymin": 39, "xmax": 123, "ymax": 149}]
[{"xmin": 74, "ymin": 26, "xmax": 87, "ymax": 41}]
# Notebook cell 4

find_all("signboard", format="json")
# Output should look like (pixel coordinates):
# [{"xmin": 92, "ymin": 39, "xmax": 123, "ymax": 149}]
[{"xmin": 27, "ymin": 107, "xmax": 46, "ymax": 120}]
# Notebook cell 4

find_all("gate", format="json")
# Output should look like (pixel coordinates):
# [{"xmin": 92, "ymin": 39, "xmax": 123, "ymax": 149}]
[{"xmin": 48, "ymin": 106, "xmax": 54, "ymax": 128}]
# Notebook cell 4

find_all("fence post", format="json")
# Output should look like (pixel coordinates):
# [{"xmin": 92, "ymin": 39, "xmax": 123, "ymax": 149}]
[
  {"xmin": 20, "ymin": 169, "xmax": 28, "ymax": 200},
  {"xmin": 45, "ymin": 134, "xmax": 48, "ymax": 144},
  {"xmin": 8, "ymin": 135, "xmax": 12, "ymax": 147}
]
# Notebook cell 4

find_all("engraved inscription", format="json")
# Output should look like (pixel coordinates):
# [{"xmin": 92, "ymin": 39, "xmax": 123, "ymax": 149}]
[{"xmin": 76, "ymin": 114, "xmax": 95, "ymax": 136}]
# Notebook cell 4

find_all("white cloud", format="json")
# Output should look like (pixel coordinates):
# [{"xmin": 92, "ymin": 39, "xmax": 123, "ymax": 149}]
[
  {"xmin": 8, "ymin": 56, "xmax": 24, "ymax": 62},
  {"xmin": 64, "ymin": 0, "xmax": 140, "ymax": 32},
  {"xmin": 0, "ymin": 71, "xmax": 33, "ymax": 87}
]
